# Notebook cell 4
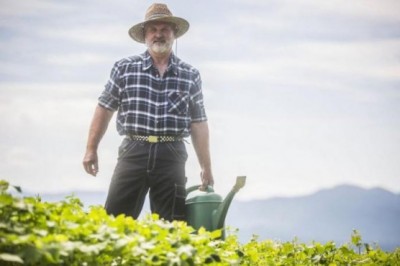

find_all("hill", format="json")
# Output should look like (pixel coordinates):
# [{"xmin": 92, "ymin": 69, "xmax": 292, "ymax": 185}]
[{"xmin": 226, "ymin": 185, "xmax": 400, "ymax": 251}]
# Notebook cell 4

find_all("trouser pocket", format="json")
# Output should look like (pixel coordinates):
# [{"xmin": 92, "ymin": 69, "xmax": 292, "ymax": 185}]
[
  {"xmin": 172, "ymin": 183, "xmax": 186, "ymax": 221},
  {"xmin": 118, "ymin": 138, "xmax": 138, "ymax": 159},
  {"xmin": 166, "ymin": 142, "xmax": 188, "ymax": 162}
]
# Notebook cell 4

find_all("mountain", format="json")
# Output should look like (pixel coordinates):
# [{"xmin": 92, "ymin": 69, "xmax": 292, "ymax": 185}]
[
  {"xmin": 24, "ymin": 184, "xmax": 400, "ymax": 251},
  {"xmin": 31, "ymin": 191, "xmax": 108, "ymax": 208},
  {"xmin": 225, "ymin": 185, "xmax": 400, "ymax": 251}
]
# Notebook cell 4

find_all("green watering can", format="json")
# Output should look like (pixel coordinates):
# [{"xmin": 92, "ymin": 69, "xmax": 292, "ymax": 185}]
[{"xmin": 185, "ymin": 176, "xmax": 246, "ymax": 238}]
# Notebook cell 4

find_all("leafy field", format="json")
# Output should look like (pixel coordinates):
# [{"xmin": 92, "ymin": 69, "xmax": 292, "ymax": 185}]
[{"xmin": 1, "ymin": 180, "xmax": 399, "ymax": 265}]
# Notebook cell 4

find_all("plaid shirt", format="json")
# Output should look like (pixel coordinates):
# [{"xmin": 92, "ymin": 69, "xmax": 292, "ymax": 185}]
[{"xmin": 98, "ymin": 50, "xmax": 207, "ymax": 137}]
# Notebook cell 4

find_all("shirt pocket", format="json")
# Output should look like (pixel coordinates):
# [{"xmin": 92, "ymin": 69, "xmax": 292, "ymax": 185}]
[{"xmin": 168, "ymin": 90, "xmax": 189, "ymax": 115}]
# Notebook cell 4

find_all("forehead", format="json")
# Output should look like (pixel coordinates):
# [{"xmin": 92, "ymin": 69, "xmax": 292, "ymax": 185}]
[{"xmin": 144, "ymin": 21, "xmax": 175, "ymax": 29}]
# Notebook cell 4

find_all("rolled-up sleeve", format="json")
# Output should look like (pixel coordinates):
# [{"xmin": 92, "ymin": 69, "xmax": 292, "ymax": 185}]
[
  {"xmin": 189, "ymin": 71, "xmax": 207, "ymax": 122},
  {"xmin": 98, "ymin": 62, "xmax": 122, "ymax": 111}
]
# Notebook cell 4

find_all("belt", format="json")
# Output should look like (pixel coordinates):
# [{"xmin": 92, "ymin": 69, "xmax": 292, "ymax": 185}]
[{"xmin": 128, "ymin": 135, "xmax": 183, "ymax": 143}]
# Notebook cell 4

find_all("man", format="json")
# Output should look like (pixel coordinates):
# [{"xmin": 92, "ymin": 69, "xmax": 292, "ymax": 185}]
[{"xmin": 82, "ymin": 3, "xmax": 213, "ymax": 221}]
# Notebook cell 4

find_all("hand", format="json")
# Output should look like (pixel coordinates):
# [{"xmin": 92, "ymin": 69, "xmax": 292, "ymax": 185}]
[
  {"xmin": 83, "ymin": 150, "xmax": 99, "ymax": 176},
  {"xmin": 199, "ymin": 169, "xmax": 214, "ymax": 191}
]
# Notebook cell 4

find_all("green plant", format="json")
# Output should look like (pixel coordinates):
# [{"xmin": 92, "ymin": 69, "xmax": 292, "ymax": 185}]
[{"xmin": 1, "ymin": 179, "xmax": 399, "ymax": 265}]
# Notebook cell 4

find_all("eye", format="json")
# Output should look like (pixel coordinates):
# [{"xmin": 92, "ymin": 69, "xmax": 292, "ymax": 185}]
[{"xmin": 144, "ymin": 25, "xmax": 156, "ymax": 34}]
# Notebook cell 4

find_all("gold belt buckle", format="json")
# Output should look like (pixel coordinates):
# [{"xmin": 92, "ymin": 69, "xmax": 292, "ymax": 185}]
[{"xmin": 148, "ymin": 136, "xmax": 158, "ymax": 143}]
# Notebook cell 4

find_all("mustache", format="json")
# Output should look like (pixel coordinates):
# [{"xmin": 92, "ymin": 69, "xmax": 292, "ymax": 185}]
[{"xmin": 154, "ymin": 38, "xmax": 166, "ymax": 43}]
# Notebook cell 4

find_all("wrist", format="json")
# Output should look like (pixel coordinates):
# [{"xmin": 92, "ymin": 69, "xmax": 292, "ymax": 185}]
[
  {"xmin": 201, "ymin": 166, "xmax": 212, "ymax": 174},
  {"xmin": 86, "ymin": 145, "xmax": 98, "ymax": 152}
]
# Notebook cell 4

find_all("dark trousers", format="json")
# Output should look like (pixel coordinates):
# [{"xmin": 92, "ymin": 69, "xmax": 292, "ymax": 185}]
[{"xmin": 104, "ymin": 138, "xmax": 187, "ymax": 221}]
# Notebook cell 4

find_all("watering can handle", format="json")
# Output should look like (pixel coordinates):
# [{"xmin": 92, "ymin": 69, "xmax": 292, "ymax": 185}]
[{"xmin": 186, "ymin": 185, "xmax": 214, "ymax": 195}]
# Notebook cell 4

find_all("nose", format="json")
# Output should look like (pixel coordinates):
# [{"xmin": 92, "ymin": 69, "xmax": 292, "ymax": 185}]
[{"xmin": 155, "ymin": 30, "xmax": 162, "ymax": 38}]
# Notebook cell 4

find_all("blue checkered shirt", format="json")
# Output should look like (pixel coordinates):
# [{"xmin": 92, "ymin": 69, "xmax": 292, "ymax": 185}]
[{"xmin": 98, "ymin": 50, "xmax": 207, "ymax": 137}]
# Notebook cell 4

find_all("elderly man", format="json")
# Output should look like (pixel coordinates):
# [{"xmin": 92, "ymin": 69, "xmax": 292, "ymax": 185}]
[{"xmin": 82, "ymin": 3, "xmax": 213, "ymax": 221}]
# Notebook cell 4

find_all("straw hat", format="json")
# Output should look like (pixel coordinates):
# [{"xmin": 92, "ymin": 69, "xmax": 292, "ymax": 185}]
[{"xmin": 128, "ymin": 3, "xmax": 190, "ymax": 43}]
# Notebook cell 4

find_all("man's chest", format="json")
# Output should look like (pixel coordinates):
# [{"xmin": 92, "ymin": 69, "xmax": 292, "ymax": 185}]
[{"xmin": 122, "ymin": 73, "xmax": 192, "ymax": 101}]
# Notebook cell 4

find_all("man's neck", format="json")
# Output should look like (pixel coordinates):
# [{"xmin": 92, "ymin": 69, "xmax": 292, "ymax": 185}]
[
  {"xmin": 149, "ymin": 50, "xmax": 171, "ymax": 66},
  {"xmin": 148, "ymin": 50, "xmax": 172, "ymax": 77}
]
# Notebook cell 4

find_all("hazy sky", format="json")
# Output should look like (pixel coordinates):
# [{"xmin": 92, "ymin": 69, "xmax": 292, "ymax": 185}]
[{"xmin": 1, "ymin": 0, "xmax": 399, "ymax": 200}]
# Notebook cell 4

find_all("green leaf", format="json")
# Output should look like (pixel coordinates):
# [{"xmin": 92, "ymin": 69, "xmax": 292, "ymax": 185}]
[
  {"xmin": 0, "ymin": 180, "xmax": 9, "ymax": 192},
  {"xmin": 0, "ymin": 253, "xmax": 24, "ymax": 263},
  {"xmin": 13, "ymin": 186, "xmax": 22, "ymax": 193},
  {"xmin": 351, "ymin": 230, "xmax": 362, "ymax": 247},
  {"xmin": 210, "ymin": 229, "xmax": 222, "ymax": 239}
]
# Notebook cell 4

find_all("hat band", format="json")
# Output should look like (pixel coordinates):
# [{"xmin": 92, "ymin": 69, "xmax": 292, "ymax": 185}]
[{"xmin": 146, "ymin": 13, "xmax": 172, "ymax": 20}]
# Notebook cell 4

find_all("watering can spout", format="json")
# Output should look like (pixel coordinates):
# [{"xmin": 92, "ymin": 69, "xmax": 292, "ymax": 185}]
[{"xmin": 212, "ymin": 176, "xmax": 246, "ymax": 230}]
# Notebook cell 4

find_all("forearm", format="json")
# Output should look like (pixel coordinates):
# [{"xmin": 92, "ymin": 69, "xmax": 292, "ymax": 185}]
[
  {"xmin": 86, "ymin": 105, "xmax": 114, "ymax": 151},
  {"xmin": 191, "ymin": 121, "xmax": 212, "ymax": 172}
]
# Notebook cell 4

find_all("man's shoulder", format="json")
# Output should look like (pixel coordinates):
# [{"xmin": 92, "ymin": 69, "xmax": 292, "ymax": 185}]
[
  {"xmin": 114, "ymin": 54, "xmax": 144, "ymax": 67},
  {"xmin": 175, "ymin": 57, "xmax": 199, "ymax": 74}
]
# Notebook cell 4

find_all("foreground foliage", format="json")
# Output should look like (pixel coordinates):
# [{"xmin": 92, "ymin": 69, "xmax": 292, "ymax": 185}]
[{"xmin": 0, "ymin": 180, "xmax": 399, "ymax": 265}]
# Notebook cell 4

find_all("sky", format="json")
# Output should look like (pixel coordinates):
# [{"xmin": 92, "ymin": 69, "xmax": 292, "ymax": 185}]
[{"xmin": 1, "ymin": 0, "xmax": 399, "ymax": 201}]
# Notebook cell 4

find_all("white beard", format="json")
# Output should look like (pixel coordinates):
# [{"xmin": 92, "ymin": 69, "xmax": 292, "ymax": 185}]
[{"xmin": 147, "ymin": 40, "xmax": 173, "ymax": 55}]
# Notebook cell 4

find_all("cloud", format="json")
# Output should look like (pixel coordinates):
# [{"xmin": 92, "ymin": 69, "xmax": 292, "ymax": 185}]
[
  {"xmin": 205, "ymin": 106, "xmax": 400, "ymax": 199},
  {"xmin": 44, "ymin": 53, "xmax": 112, "ymax": 66},
  {"xmin": 0, "ymin": 83, "xmax": 102, "ymax": 130},
  {"xmin": 0, "ymin": 0, "xmax": 74, "ymax": 17},
  {"xmin": 37, "ymin": 25, "xmax": 132, "ymax": 46},
  {"xmin": 3, "ymin": 147, "xmax": 36, "ymax": 167},
  {"xmin": 199, "ymin": 38, "xmax": 400, "ymax": 108},
  {"xmin": 231, "ymin": 0, "xmax": 400, "ymax": 22},
  {"xmin": 0, "ymin": 82, "xmax": 118, "ymax": 193},
  {"xmin": 228, "ymin": 0, "xmax": 400, "ymax": 45},
  {"xmin": 299, "ymin": 0, "xmax": 400, "ymax": 22},
  {"xmin": 0, "ymin": 0, "xmax": 399, "ymax": 199}
]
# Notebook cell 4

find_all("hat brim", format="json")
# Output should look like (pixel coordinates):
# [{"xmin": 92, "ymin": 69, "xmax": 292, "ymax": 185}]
[{"xmin": 128, "ymin": 17, "xmax": 189, "ymax": 43}]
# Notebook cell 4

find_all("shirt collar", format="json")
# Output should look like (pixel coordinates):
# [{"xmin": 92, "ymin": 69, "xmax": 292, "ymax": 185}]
[{"xmin": 142, "ymin": 50, "xmax": 178, "ymax": 76}]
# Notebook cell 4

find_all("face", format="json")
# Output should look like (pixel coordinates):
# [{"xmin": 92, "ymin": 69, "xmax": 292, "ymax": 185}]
[{"xmin": 144, "ymin": 21, "xmax": 176, "ymax": 56}]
